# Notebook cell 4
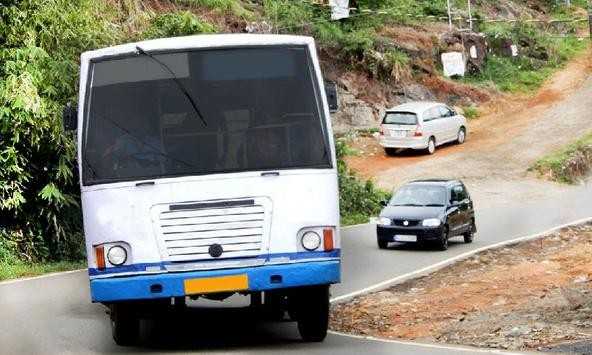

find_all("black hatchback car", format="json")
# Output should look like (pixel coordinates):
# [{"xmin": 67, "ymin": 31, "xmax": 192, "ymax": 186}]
[{"xmin": 377, "ymin": 179, "xmax": 476, "ymax": 250}]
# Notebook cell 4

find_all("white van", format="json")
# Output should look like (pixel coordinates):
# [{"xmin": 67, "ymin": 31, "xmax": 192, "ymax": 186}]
[
  {"xmin": 63, "ymin": 34, "xmax": 340, "ymax": 345},
  {"xmin": 379, "ymin": 102, "xmax": 467, "ymax": 155}
]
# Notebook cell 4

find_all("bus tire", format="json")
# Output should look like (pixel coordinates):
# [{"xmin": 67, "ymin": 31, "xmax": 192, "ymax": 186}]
[
  {"xmin": 110, "ymin": 303, "xmax": 139, "ymax": 346},
  {"xmin": 296, "ymin": 285, "xmax": 330, "ymax": 342}
]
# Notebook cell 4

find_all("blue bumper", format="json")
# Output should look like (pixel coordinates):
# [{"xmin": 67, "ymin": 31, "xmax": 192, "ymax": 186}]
[{"xmin": 90, "ymin": 261, "xmax": 340, "ymax": 303}]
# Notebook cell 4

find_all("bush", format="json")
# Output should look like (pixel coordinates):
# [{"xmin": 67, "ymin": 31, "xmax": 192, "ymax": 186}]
[
  {"xmin": 531, "ymin": 132, "xmax": 592, "ymax": 184},
  {"xmin": 0, "ymin": 0, "xmax": 117, "ymax": 263},
  {"xmin": 144, "ymin": 11, "xmax": 216, "ymax": 39},
  {"xmin": 179, "ymin": 0, "xmax": 253, "ymax": 18},
  {"xmin": 336, "ymin": 139, "xmax": 390, "ymax": 225},
  {"xmin": 462, "ymin": 106, "xmax": 480, "ymax": 120}
]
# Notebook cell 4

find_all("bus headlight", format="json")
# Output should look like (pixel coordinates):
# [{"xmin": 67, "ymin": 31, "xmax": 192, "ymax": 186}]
[
  {"xmin": 107, "ymin": 245, "xmax": 127, "ymax": 266},
  {"xmin": 301, "ymin": 231, "xmax": 322, "ymax": 251}
]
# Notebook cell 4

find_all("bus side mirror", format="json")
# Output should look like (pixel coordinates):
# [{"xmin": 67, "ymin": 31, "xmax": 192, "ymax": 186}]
[
  {"xmin": 324, "ymin": 81, "xmax": 339, "ymax": 113},
  {"xmin": 63, "ymin": 103, "xmax": 77, "ymax": 131}
]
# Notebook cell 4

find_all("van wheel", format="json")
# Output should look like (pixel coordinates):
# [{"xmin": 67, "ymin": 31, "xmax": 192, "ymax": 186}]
[
  {"xmin": 295, "ymin": 285, "xmax": 330, "ymax": 342},
  {"xmin": 110, "ymin": 304, "xmax": 139, "ymax": 346},
  {"xmin": 378, "ymin": 239, "xmax": 388, "ymax": 249},
  {"xmin": 384, "ymin": 148, "xmax": 397, "ymax": 156},
  {"xmin": 457, "ymin": 127, "xmax": 466, "ymax": 144},
  {"xmin": 426, "ymin": 137, "xmax": 436, "ymax": 155}
]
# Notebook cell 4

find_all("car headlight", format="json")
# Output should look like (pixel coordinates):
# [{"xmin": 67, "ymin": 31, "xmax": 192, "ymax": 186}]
[
  {"xmin": 301, "ymin": 231, "xmax": 322, "ymax": 251},
  {"xmin": 378, "ymin": 217, "xmax": 391, "ymax": 226},
  {"xmin": 422, "ymin": 218, "xmax": 442, "ymax": 227},
  {"xmin": 107, "ymin": 245, "xmax": 127, "ymax": 266}
]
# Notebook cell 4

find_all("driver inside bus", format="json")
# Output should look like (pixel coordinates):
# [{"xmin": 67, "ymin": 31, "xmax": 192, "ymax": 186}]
[{"xmin": 102, "ymin": 128, "xmax": 163, "ymax": 177}]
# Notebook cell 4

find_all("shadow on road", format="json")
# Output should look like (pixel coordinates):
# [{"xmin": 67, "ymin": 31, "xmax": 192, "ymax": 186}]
[
  {"xmin": 128, "ymin": 305, "xmax": 305, "ymax": 351},
  {"xmin": 385, "ymin": 239, "xmax": 465, "ymax": 252}
]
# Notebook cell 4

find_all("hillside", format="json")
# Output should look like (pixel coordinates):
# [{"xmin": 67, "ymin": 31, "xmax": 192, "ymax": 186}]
[
  {"xmin": 108, "ymin": 0, "xmax": 589, "ymax": 133},
  {"xmin": 0, "ymin": 0, "xmax": 589, "ymax": 269}
]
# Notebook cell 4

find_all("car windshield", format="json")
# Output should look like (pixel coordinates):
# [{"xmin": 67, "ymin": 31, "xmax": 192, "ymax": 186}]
[
  {"xmin": 389, "ymin": 185, "xmax": 446, "ymax": 206},
  {"xmin": 383, "ymin": 112, "xmax": 417, "ymax": 125},
  {"xmin": 82, "ymin": 46, "xmax": 331, "ymax": 185}
]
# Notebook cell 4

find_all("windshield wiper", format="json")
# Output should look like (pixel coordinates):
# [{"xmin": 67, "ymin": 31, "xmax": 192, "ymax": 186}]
[
  {"xmin": 392, "ymin": 203, "xmax": 423, "ymax": 207},
  {"xmin": 424, "ymin": 204, "xmax": 444, "ymax": 207},
  {"xmin": 135, "ymin": 46, "xmax": 207, "ymax": 127}
]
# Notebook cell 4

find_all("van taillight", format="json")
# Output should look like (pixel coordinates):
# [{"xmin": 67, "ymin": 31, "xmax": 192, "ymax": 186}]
[
  {"xmin": 95, "ymin": 245, "xmax": 106, "ymax": 270},
  {"xmin": 414, "ymin": 127, "xmax": 423, "ymax": 137},
  {"xmin": 323, "ymin": 229, "xmax": 334, "ymax": 252}
]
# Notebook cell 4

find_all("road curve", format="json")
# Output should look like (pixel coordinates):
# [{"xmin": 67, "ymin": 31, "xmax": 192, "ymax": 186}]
[{"xmin": 1, "ymin": 183, "xmax": 591, "ymax": 355}]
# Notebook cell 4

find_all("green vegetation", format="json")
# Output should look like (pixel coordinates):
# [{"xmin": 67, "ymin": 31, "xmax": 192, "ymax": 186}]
[
  {"xmin": 0, "ymin": 260, "xmax": 85, "ymax": 281},
  {"xmin": 180, "ymin": 0, "xmax": 253, "ymax": 18},
  {"xmin": 0, "ymin": 0, "xmax": 119, "ymax": 267},
  {"xmin": 531, "ymin": 132, "xmax": 592, "ymax": 184},
  {"xmin": 0, "ymin": 0, "xmax": 589, "ymax": 276},
  {"xmin": 336, "ymin": 140, "xmax": 390, "ymax": 225},
  {"xmin": 468, "ymin": 24, "xmax": 588, "ymax": 92},
  {"xmin": 462, "ymin": 106, "xmax": 480, "ymax": 120},
  {"xmin": 143, "ymin": 11, "xmax": 216, "ymax": 39}
]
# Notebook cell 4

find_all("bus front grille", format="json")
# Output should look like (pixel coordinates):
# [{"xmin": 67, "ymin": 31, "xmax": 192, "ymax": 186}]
[{"xmin": 155, "ymin": 198, "xmax": 270, "ymax": 262}]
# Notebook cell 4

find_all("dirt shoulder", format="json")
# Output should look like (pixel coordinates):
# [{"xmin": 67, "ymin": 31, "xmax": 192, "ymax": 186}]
[
  {"xmin": 344, "ymin": 47, "xmax": 592, "ymax": 207},
  {"xmin": 330, "ymin": 223, "xmax": 592, "ymax": 352}
]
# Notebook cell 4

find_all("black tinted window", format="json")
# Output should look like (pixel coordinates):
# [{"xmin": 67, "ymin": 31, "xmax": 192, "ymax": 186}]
[
  {"xmin": 451, "ymin": 185, "xmax": 467, "ymax": 202},
  {"xmin": 383, "ymin": 112, "xmax": 417, "ymax": 125},
  {"xmin": 82, "ymin": 47, "xmax": 331, "ymax": 185},
  {"xmin": 390, "ymin": 185, "xmax": 447, "ymax": 206}
]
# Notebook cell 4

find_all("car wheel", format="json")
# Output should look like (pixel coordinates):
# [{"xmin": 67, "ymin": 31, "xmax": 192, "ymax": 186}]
[
  {"xmin": 384, "ymin": 148, "xmax": 397, "ymax": 156},
  {"xmin": 426, "ymin": 137, "xmax": 436, "ymax": 155},
  {"xmin": 378, "ymin": 239, "xmax": 388, "ymax": 249},
  {"xmin": 436, "ymin": 226, "xmax": 449, "ymax": 251},
  {"xmin": 457, "ymin": 127, "xmax": 466, "ymax": 144},
  {"xmin": 110, "ymin": 304, "xmax": 139, "ymax": 346},
  {"xmin": 464, "ymin": 220, "xmax": 476, "ymax": 243},
  {"xmin": 295, "ymin": 285, "xmax": 330, "ymax": 342}
]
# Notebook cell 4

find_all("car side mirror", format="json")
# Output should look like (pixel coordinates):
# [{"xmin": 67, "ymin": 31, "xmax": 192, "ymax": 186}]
[
  {"xmin": 449, "ymin": 200, "xmax": 460, "ymax": 207},
  {"xmin": 380, "ymin": 200, "xmax": 388, "ymax": 207},
  {"xmin": 63, "ymin": 103, "xmax": 77, "ymax": 131},
  {"xmin": 324, "ymin": 81, "xmax": 339, "ymax": 113}
]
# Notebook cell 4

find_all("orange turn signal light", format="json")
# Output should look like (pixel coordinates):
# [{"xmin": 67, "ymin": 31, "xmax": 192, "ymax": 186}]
[
  {"xmin": 323, "ymin": 229, "xmax": 334, "ymax": 252},
  {"xmin": 95, "ymin": 245, "xmax": 105, "ymax": 270}
]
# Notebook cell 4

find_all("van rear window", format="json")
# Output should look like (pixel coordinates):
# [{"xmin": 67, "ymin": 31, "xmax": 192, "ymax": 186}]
[{"xmin": 383, "ymin": 112, "xmax": 417, "ymax": 125}]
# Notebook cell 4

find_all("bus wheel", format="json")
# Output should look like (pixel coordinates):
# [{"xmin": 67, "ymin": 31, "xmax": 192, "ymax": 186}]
[
  {"xmin": 110, "ymin": 303, "xmax": 139, "ymax": 346},
  {"xmin": 295, "ymin": 285, "xmax": 330, "ymax": 342}
]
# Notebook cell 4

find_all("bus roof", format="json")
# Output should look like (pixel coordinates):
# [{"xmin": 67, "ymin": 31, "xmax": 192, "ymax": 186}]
[{"xmin": 81, "ymin": 34, "xmax": 316, "ymax": 62}]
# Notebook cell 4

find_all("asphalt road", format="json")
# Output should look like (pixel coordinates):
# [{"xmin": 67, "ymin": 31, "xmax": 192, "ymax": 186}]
[{"xmin": 1, "ymin": 182, "xmax": 591, "ymax": 355}]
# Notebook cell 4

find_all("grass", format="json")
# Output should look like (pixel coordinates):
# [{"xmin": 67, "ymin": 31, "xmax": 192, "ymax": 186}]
[
  {"xmin": 530, "ymin": 131, "xmax": 592, "ymax": 184},
  {"xmin": 0, "ymin": 260, "xmax": 86, "ymax": 282},
  {"xmin": 462, "ymin": 106, "xmax": 480, "ymax": 120}
]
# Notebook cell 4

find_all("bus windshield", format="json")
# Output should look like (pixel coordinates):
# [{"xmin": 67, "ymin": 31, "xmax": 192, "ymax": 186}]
[{"xmin": 82, "ymin": 46, "xmax": 331, "ymax": 185}]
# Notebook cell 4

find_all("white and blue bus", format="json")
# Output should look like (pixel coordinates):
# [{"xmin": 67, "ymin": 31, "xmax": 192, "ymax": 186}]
[{"xmin": 64, "ymin": 34, "xmax": 340, "ymax": 345}]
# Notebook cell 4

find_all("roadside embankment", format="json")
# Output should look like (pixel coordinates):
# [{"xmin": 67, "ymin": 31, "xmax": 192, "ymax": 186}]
[
  {"xmin": 330, "ymin": 223, "xmax": 592, "ymax": 352},
  {"xmin": 531, "ymin": 131, "xmax": 592, "ymax": 184}
]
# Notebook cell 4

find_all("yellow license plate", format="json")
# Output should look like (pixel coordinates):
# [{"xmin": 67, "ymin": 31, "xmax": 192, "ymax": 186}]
[{"xmin": 184, "ymin": 274, "xmax": 249, "ymax": 295}]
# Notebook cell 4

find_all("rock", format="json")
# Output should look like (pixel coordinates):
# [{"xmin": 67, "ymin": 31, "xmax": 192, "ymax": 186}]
[
  {"xmin": 507, "ymin": 326, "xmax": 530, "ymax": 337},
  {"xmin": 244, "ymin": 21, "xmax": 273, "ymax": 34},
  {"xmin": 440, "ymin": 31, "xmax": 487, "ymax": 73},
  {"xmin": 394, "ymin": 83, "xmax": 435, "ymax": 102},
  {"xmin": 331, "ymin": 88, "xmax": 378, "ymax": 134},
  {"xmin": 573, "ymin": 275, "xmax": 589, "ymax": 284}
]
